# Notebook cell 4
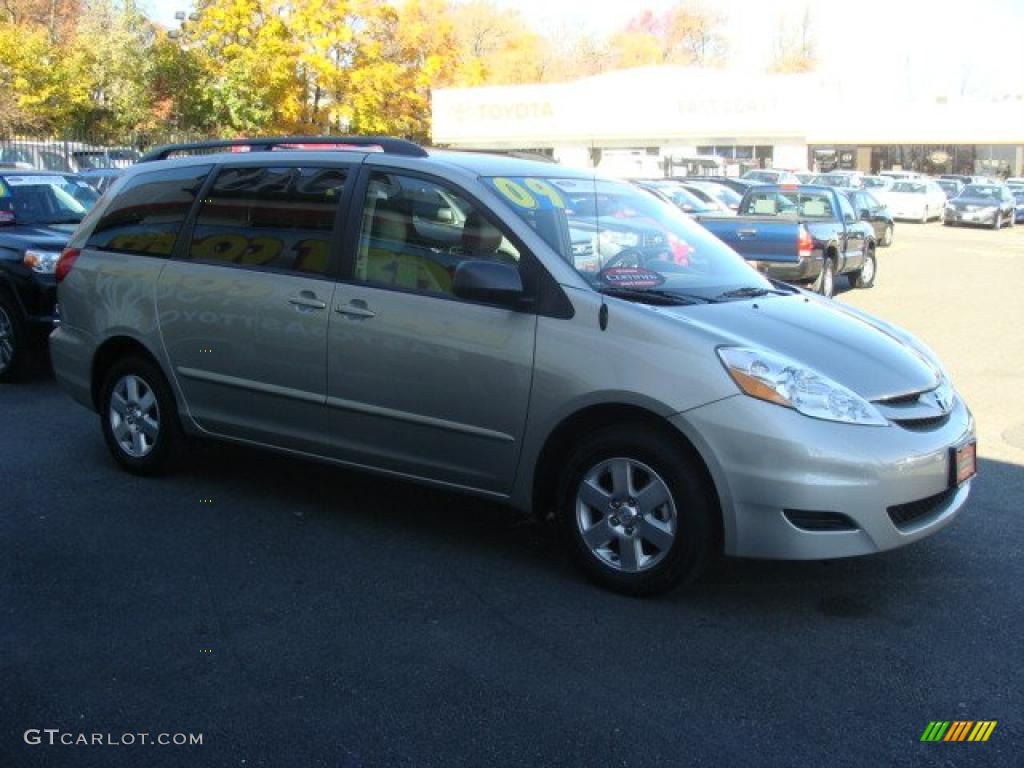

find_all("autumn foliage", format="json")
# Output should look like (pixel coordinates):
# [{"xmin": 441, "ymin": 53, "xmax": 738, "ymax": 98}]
[{"xmin": 0, "ymin": 0, "xmax": 781, "ymax": 140}]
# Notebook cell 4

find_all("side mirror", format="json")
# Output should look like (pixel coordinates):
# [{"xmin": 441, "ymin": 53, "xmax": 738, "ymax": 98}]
[
  {"xmin": 452, "ymin": 260, "xmax": 525, "ymax": 307},
  {"xmin": 436, "ymin": 207, "xmax": 455, "ymax": 224},
  {"xmin": 860, "ymin": 209, "xmax": 871, "ymax": 220}
]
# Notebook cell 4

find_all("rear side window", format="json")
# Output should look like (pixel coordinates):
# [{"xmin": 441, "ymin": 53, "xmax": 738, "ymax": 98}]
[
  {"xmin": 85, "ymin": 165, "xmax": 212, "ymax": 257},
  {"xmin": 185, "ymin": 166, "xmax": 349, "ymax": 276}
]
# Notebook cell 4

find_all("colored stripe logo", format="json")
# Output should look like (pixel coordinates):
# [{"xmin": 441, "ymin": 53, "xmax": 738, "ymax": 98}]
[{"xmin": 921, "ymin": 721, "xmax": 997, "ymax": 742}]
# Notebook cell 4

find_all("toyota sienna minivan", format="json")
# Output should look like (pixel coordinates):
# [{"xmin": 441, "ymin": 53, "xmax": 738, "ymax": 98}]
[{"xmin": 49, "ymin": 137, "xmax": 976, "ymax": 595}]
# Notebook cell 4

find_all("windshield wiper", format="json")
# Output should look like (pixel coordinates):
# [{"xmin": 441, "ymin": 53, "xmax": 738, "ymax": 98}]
[
  {"xmin": 598, "ymin": 286, "xmax": 714, "ymax": 305},
  {"xmin": 715, "ymin": 286, "xmax": 792, "ymax": 300}
]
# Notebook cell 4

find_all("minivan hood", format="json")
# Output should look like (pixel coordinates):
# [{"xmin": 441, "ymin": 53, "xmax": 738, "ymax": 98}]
[{"xmin": 657, "ymin": 294, "xmax": 940, "ymax": 400}]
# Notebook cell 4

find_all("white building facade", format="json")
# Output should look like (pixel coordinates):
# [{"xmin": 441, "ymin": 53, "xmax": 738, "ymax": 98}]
[{"xmin": 431, "ymin": 67, "xmax": 1024, "ymax": 178}]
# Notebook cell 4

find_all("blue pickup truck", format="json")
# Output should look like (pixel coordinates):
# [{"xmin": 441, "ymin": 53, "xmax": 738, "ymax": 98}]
[{"xmin": 700, "ymin": 184, "xmax": 877, "ymax": 297}]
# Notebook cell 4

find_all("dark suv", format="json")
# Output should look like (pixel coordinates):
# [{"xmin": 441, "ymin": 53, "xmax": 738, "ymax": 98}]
[{"xmin": 0, "ymin": 170, "xmax": 99, "ymax": 379}]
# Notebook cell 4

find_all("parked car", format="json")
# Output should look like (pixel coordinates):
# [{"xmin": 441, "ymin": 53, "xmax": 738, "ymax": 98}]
[
  {"xmin": 680, "ymin": 179, "xmax": 743, "ymax": 211},
  {"xmin": 791, "ymin": 171, "xmax": 815, "ymax": 184},
  {"xmin": 70, "ymin": 147, "xmax": 140, "ymax": 170},
  {"xmin": 700, "ymin": 184, "xmax": 877, "ymax": 297},
  {"xmin": 683, "ymin": 175, "xmax": 763, "ymax": 196},
  {"xmin": 943, "ymin": 183, "xmax": 1016, "ymax": 229},
  {"xmin": 862, "ymin": 175, "xmax": 895, "ymax": 197},
  {"xmin": 631, "ymin": 179, "xmax": 721, "ymax": 218},
  {"xmin": 77, "ymin": 167, "xmax": 123, "ymax": 193},
  {"xmin": 840, "ymin": 188, "xmax": 895, "ymax": 247},
  {"xmin": 0, "ymin": 142, "xmax": 78, "ymax": 173},
  {"xmin": 939, "ymin": 174, "xmax": 973, "ymax": 186},
  {"xmin": 0, "ymin": 170, "xmax": 100, "ymax": 379},
  {"xmin": 49, "ymin": 137, "xmax": 974, "ymax": 596},
  {"xmin": 935, "ymin": 178, "xmax": 965, "ymax": 200},
  {"xmin": 742, "ymin": 169, "xmax": 800, "ymax": 184},
  {"xmin": 879, "ymin": 170, "xmax": 924, "ymax": 181},
  {"xmin": 1005, "ymin": 176, "xmax": 1024, "ymax": 188},
  {"xmin": 885, "ymin": 180, "xmax": 947, "ymax": 222},
  {"xmin": 810, "ymin": 171, "xmax": 865, "ymax": 189},
  {"xmin": 673, "ymin": 181, "xmax": 736, "ymax": 215},
  {"xmin": 1013, "ymin": 188, "xmax": 1024, "ymax": 223}
]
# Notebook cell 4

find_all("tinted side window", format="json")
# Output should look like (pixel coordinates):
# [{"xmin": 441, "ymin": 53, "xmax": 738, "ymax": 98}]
[
  {"xmin": 354, "ymin": 171, "xmax": 520, "ymax": 297},
  {"xmin": 186, "ymin": 166, "xmax": 348, "ymax": 276},
  {"xmin": 85, "ymin": 165, "xmax": 212, "ymax": 257}
]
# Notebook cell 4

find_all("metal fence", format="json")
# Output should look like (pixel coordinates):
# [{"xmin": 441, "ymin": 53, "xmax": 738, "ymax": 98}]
[{"xmin": 0, "ymin": 133, "xmax": 214, "ymax": 173}]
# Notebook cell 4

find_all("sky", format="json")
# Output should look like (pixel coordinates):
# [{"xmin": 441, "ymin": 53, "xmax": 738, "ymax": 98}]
[{"xmin": 145, "ymin": 0, "xmax": 1024, "ymax": 100}]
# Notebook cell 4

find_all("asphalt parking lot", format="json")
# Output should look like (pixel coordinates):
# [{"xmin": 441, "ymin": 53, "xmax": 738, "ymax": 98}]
[{"xmin": 3, "ymin": 222, "xmax": 1022, "ymax": 767}]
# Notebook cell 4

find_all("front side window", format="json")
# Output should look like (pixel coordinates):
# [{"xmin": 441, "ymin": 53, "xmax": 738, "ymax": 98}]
[
  {"xmin": 186, "ymin": 165, "xmax": 348, "ymax": 275},
  {"xmin": 354, "ymin": 171, "xmax": 520, "ymax": 297},
  {"xmin": 85, "ymin": 165, "xmax": 212, "ymax": 257},
  {"xmin": 486, "ymin": 175, "xmax": 775, "ymax": 304}
]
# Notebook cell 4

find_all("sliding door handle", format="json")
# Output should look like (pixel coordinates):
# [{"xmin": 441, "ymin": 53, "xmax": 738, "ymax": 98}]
[
  {"xmin": 288, "ymin": 291, "xmax": 327, "ymax": 310},
  {"xmin": 335, "ymin": 300, "xmax": 376, "ymax": 319}
]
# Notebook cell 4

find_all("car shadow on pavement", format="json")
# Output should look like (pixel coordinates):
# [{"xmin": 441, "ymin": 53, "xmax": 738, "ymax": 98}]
[{"xmin": 177, "ymin": 438, "xmax": 1022, "ymax": 606}]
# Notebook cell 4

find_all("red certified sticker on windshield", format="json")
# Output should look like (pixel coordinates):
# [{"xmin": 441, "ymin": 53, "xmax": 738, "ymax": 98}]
[{"xmin": 598, "ymin": 267, "xmax": 666, "ymax": 289}]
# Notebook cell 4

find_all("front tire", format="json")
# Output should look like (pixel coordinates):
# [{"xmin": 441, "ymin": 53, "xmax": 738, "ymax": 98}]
[
  {"xmin": 555, "ymin": 425, "xmax": 716, "ymax": 596},
  {"xmin": 850, "ymin": 247, "xmax": 877, "ymax": 289},
  {"xmin": 992, "ymin": 211, "xmax": 1001, "ymax": 230},
  {"xmin": 0, "ymin": 297, "xmax": 26, "ymax": 382},
  {"xmin": 881, "ymin": 223, "xmax": 894, "ymax": 247},
  {"xmin": 99, "ymin": 357, "xmax": 183, "ymax": 475},
  {"xmin": 920, "ymin": 206, "xmax": 929, "ymax": 224}
]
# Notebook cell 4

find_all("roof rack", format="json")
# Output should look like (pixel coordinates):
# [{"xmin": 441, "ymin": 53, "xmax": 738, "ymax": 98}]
[{"xmin": 139, "ymin": 136, "xmax": 429, "ymax": 163}]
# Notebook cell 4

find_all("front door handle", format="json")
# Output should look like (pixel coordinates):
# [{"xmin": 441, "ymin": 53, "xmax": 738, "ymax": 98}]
[
  {"xmin": 335, "ymin": 299, "xmax": 376, "ymax": 319},
  {"xmin": 288, "ymin": 291, "xmax": 327, "ymax": 311}
]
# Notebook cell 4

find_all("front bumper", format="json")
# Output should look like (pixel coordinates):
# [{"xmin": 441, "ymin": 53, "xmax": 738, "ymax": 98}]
[
  {"xmin": 672, "ymin": 392, "xmax": 975, "ymax": 560},
  {"xmin": 944, "ymin": 208, "xmax": 998, "ymax": 225}
]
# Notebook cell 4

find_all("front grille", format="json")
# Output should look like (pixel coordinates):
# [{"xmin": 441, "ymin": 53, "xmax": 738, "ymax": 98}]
[
  {"xmin": 784, "ymin": 510, "xmax": 858, "ymax": 532},
  {"xmin": 887, "ymin": 488, "xmax": 956, "ymax": 529},
  {"xmin": 891, "ymin": 414, "xmax": 951, "ymax": 431}
]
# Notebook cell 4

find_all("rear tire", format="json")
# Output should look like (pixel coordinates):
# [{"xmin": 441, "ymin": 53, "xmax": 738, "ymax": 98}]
[
  {"xmin": 920, "ymin": 206, "xmax": 929, "ymax": 224},
  {"xmin": 555, "ymin": 425, "xmax": 716, "ymax": 596},
  {"xmin": 992, "ymin": 212, "xmax": 1001, "ymax": 230},
  {"xmin": 99, "ymin": 357, "xmax": 183, "ymax": 475},
  {"xmin": 850, "ymin": 247, "xmax": 877, "ymax": 289},
  {"xmin": 816, "ymin": 256, "xmax": 836, "ymax": 298},
  {"xmin": 0, "ymin": 297, "xmax": 27, "ymax": 383}
]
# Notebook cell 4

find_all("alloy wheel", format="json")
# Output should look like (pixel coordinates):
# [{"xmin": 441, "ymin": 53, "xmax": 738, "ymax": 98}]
[
  {"xmin": 108, "ymin": 374, "xmax": 161, "ymax": 458},
  {"xmin": 575, "ymin": 457, "xmax": 678, "ymax": 573}
]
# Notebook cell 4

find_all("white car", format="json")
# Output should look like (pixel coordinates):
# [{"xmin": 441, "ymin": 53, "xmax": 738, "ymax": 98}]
[
  {"xmin": 879, "ymin": 170, "xmax": 925, "ymax": 181},
  {"xmin": 886, "ymin": 180, "xmax": 948, "ymax": 222}
]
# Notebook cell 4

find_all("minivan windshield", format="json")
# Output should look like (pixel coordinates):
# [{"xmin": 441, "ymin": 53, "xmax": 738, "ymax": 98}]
[{"xmin": 485, "ymin": 175, "xmax": 778, "ymax": 303}]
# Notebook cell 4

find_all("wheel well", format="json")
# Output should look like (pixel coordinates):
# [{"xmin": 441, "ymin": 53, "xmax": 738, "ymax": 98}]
[
  {"xmin": 90, "ymin": 336, "xmax": 160, "ymax": 410},
  {"xmin": 531, "ymin": 403, "xmax": 723, "ymax": 545}
]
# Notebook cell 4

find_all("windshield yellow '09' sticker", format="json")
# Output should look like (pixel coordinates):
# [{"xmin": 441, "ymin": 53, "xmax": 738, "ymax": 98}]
[{"xmin": 490, "ymin": 177, "xmax": 566, "ymax": 210}]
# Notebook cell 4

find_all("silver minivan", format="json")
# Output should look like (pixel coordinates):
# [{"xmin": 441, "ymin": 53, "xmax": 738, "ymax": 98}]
[{"xmin": 49, "ymin": 138, "xmax": 976, "ymax": 595}]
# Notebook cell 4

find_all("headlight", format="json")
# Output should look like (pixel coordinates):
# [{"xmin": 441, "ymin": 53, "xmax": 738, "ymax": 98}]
[
  {"xmin": 717, "ymin": 347, "xmax": 888, "ymax": 426},
  {"xmin": 23, "ymin": 249, "xmax": 61, "ymax": 274}
]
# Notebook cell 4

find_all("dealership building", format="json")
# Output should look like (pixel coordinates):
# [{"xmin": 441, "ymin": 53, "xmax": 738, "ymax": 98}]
[{"xmin": 431, "ymin": 67, "xmax": 1024, "ymax": 178}]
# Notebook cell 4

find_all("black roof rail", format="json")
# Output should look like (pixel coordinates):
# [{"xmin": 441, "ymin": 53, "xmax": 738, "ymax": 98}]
[{"xmin": 138, "ymin": 136, "xmax": 429, "ymax": 163}]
